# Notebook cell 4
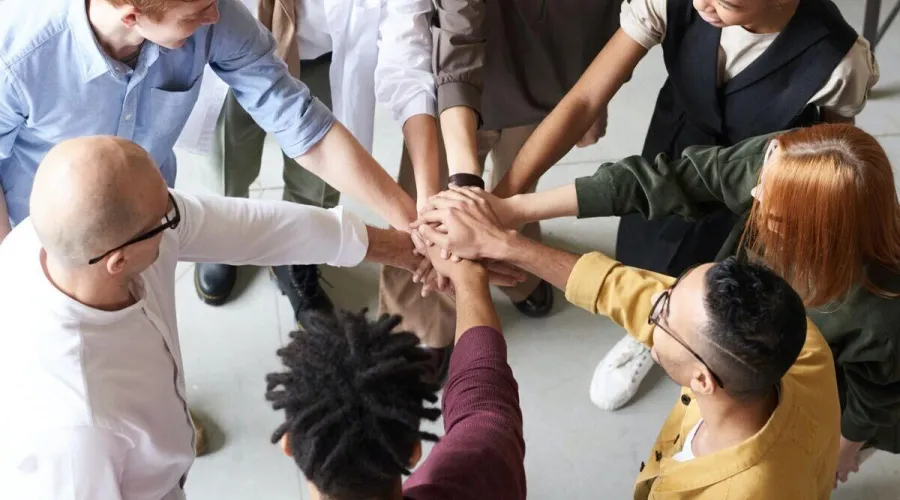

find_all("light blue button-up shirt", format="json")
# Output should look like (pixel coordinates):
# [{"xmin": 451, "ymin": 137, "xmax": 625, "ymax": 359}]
[{"xmin": 0, "ymin": 0, "xmax": 335, "ymax": 226}]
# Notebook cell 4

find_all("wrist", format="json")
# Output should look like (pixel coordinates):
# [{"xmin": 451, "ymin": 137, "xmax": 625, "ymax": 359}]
[
  {"xmin": 453, "ymin": 265, "xmax": 489, "ymax": 289},
  {"xmin": 504, "ymin": 194, "xmax": 528, "ymax": 227},
  {"xmin": 484, "ymin": 229, "xmax": 521, "ymax": 262}
]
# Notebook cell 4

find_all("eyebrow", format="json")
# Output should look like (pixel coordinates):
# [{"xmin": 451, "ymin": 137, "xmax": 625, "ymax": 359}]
[{"xmin": 717, "ymin": 0, "xmax": 740, "ymax": 9}]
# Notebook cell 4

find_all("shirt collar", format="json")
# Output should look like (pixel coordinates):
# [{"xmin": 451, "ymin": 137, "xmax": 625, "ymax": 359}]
[
  {"xmin": 68, "ymin": 0, "xmax": 116, "ymax": 82},
  {"xmin": 651, "ymin": 382, "xmax": 801, "ymax": 492}
]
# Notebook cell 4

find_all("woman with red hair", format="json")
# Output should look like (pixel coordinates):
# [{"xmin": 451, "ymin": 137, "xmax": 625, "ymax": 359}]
[{"xmin": 425, "ymin": 123, "xmax": 900, "ymax": 487}]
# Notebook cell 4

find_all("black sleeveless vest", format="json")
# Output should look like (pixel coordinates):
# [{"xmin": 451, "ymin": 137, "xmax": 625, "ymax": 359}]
[
  {"xmin": 617, "ymin": 0, "xmax": 859, "ymax": 276},
  {"xmin": 642, "ymin": 0, "xmax": 858, "ymax": 160}
]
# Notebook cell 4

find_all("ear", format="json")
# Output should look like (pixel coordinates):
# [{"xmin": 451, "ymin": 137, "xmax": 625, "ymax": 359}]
[
  {"xmin": 688, "ymin": 366, "xmax": 717, "ymax": 397},
  {"xmin": 118, "ymin": 5, "xmax": 141, "ymax": 28},
  {"xmin": 280, "ymin": 433, "xmax": 292, "ymax": 457},
  {"xmin": 408, "ymin": 439, "xmax": 423, "ymax": 469},
  {"xmin": 105, "ymin": 250, "xmax": 128, "ymax": 276}
]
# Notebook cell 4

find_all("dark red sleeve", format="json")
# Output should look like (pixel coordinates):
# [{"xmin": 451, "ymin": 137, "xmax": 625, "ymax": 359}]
[{"xmin": 403, "ymin": 326, "xmax": 526, "ymax": 500}]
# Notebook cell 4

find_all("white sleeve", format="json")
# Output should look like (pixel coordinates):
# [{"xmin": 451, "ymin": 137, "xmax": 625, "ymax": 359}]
[
  {"xmin": 809, "ymin": 36, "xmax": 880, "ymax": 118},
  {"xmin": 619, "ymin": 0, "xmax": 668, "ymax": 49},
  {"xmin": 15, "ymin": 427, "xmax": 130, "ymax": 500},
  {"xmin": 172, "ymin": 190, "xmax": 369, "ymax": 267},
  {"xmin": 374, "ymin": 0, "xmax": 437, "ymax": 126}
]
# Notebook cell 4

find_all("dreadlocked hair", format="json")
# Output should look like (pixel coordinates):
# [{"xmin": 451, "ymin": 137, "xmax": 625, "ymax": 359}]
[{"xmin": 265, "ymin": 308, "xmax": 441, "ymax": 500}]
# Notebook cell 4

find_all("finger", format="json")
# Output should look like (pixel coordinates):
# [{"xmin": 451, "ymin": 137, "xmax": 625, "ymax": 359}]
[
  {"xmin": 450, "ymin": 254, "xmax": 461, "ymax": 263},
  {"xmin": 418, "ymin": 224, "xmax": 451, "ymax": 248},
  {"xmin": 484, "ymin": 261, "xmax": 527, "ymax": 282},
  {"xmin": 412, "ymin": 257, "xmax": 432, "ymax": 283},
  {"xmin": 410, "ymin": 210, "xmax": 452, "ymax": 228},
  {"xmin": 448, "ymin": 184, "xmax": 486, "ymax": 202},
  {"xmin": 437, "ymin": 273, "xmax": 448, "ymax": 290},
  {"xmin": 441, "ymin": 248, "xmax": 450, "ymax": 260},
  {"xmin": 487, "ymin": 272, "xmax": 520, "ymax": 287}
]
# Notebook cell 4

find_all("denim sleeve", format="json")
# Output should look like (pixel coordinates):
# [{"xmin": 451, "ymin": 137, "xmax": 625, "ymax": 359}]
[{"xmin": 206, "ymin": 0, "xmax": 335, "ymax": 158}]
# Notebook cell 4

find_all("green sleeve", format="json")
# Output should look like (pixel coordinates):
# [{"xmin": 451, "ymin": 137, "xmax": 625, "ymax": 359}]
[
  {"xmin": 838, "ymin": 326, "xmax": 900, "ymax": 444},
  {"xmin": 575, "ymin": 132, "xmax": 778, "ymax": 220}
]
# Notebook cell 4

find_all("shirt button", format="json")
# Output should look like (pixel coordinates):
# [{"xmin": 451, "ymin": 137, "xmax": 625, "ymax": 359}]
[
  {"xmin": 639, "ymin": 462, "xmax": 645, "ymax": 472},
  {"xmin": 124, "ymin": 113, "xmax": 133, "ymax": 121},
  {"xmin": 681, "ymin": 394, "xmax": 691, "ymax": 406},
  {"xmin": 655, "ymin": 450, "xmax": 663, "ymax": 462}
]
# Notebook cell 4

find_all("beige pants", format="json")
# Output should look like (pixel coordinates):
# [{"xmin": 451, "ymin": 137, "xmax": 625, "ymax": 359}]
[{"xmin": 378, "ymin": 124, "xmax": 542, "ymax": 347}]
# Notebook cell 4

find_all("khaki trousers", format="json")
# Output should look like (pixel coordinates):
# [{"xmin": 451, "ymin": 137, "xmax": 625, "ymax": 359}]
[
  {"xmin": 204, "ymin": 55, "xmax": 339, "ymax": 209},
  {"xmin": 378, "ymin": 124, "xmax": 542, "ymax": 347}
]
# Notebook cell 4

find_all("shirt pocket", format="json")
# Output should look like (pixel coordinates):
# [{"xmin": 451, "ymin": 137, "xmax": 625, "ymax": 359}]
[{"xmin": 146, "ymin": 75, "xmax": 205, "ymax": 156}]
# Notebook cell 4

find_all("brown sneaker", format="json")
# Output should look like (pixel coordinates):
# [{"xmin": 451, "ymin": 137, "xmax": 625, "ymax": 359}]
[{"xmin": 191, "ymin": 411, "xmax": 208, "ymax": 457}]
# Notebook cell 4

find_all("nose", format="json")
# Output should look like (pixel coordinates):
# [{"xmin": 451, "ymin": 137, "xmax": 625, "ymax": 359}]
[{"xmin": 692, "ymin": 0, "xmax": 715, "ymax": 12}]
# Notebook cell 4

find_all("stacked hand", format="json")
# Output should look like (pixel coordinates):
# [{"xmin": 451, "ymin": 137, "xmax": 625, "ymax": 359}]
[{"xmin": 406, "ymin": 186, "xmax": 525, "ymax": 296}]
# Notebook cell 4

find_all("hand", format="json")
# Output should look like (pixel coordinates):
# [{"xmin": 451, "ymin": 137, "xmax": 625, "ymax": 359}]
[
  {"xmin": 411, "ymin": 187, "xmax": 514, "ymax": 261},
  {"xmin": 834, "ymin": 437, "xmax": 865, "ymax": 488},
  {"xmin": 420, "ymin": 244, "xmax": 526, "ymax": 294},
  {"xmin": 576, "ymin": 107, "xmax": 608, "ymax": 148},
  {"xmin": 420, "ymin": 185, "xmax": 520, "ymax": 229}
]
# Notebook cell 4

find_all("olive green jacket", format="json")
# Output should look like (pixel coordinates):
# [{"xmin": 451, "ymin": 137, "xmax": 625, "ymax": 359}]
[{"xmin": 575, "ymin": 133, "xmax": 900, "ymax": 452}]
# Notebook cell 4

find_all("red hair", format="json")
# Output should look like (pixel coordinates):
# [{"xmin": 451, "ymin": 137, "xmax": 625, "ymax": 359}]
[{"xmin": 743, "ymin": 124, "xmax": 900, "ymax": 307}]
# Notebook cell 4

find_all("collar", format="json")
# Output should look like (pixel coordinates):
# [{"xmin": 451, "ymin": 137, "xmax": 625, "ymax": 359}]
[
  {"xmin": 652, "ymin": 382, "xmax": 798, "ymax": 492},
  {"xmin": 68, "ymin": 0, "xmax": 112, "ymax": 82}
]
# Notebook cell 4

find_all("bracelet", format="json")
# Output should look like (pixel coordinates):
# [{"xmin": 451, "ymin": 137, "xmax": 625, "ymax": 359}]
[{"xmin": 448, "ymin": 173, "xmax": 485, "ymax": 190}]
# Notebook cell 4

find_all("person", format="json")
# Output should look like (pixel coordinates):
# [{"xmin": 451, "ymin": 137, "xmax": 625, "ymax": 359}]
[
  {"xmin": 378, "ymin": 0, "xmax": 622, "ymax": 374},
  {"xmin": 445, "ymin": 123, "xmax": 900, "ymax": 487},
  {"xmin": 181, "ymin": 0, "xmax": 439, "ymax": 321},
  {"xmin": 0, "ymin": 0, "xmax": 421, "ymax": 313},
  {"xmin": 265, "ymin": 244, "xmax": 526, "ymax": 499},
  {"xmin": 412, "ymin": 192, "xmax": 841, "ymax": 499},
  {"xmin": 491, "ymin": 0, "xmax": 879, "ymax": 410},
  {"xmin": 0, "ymin": 136, "xmax": 520, "ymax": 500}
]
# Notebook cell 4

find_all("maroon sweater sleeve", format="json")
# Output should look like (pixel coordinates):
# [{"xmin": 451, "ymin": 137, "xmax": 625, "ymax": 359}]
[{"xmin": 403, "ymin": 326, "xmax": 526, "ymax": 500}]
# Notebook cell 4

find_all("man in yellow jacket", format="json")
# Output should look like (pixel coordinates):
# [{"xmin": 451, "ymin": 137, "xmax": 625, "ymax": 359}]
[{"xmin": 411, "ymin": 186, "xmax": 841, "ymax": 499}]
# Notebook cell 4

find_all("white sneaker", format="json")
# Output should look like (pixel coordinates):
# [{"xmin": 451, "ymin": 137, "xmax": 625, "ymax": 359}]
[{"xmin": 589, "ymin": 335, "xmax": 654, "ymax": 411}]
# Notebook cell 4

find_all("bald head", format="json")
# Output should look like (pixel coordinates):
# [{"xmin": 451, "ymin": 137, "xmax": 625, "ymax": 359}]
[{"xmin": 30, "ymin": 136, "xmax": 166, "ymax": 266}]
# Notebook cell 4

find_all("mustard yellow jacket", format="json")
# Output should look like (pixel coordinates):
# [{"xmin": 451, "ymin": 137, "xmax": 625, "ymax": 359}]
[{"xmin": 566, "ymin": 253, "xmax": 841, "ymax": 499}]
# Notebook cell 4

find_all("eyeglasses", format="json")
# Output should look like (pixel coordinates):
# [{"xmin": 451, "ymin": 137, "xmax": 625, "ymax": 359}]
[
  {"xmin": 647, "ymin": 266, "xmax": 725, "ymax": 388},
  {"xmin": 88, "ymin": 192, "xmax": 180, "ymax": 265}
]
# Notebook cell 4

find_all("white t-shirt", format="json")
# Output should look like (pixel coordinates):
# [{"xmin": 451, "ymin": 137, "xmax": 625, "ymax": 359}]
[
  {"xmin": 672, "ymin": 419, "xmax": 703, "ymax": 462},
  {"xmin": 620, "ymin": 0, "xmax": 880, "ymax": 117},
  {"xmin": 0, "ymin": 191, "xmax": 368, "ymax": 500}
]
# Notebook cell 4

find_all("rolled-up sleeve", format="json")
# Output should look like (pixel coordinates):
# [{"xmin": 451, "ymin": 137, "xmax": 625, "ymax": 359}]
[
  {"xmin": 206, "ymin": 0, "xmax": 335, "ymax": 158},
  {"xmin": 173, "ymin": 190, "xmax": 368, "ymax": 268},
  {"xmin": 432, "ymin": 0, "xmax": 485, "ymax": 120},
  {"xmin": 0, "ymin": 67, "xmax": 24, "ymax": 163},
  {"xmin": 375, "ymin": 0, "xmax": 436, "ymax": 126}
]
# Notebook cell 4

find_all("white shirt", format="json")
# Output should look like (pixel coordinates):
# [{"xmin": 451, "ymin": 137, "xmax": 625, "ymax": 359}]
[
  {"xmin": 619, "ymin": 0, "xmax": 879, "ymax": 117},
  {"xmin": 179, "ymin": 0, "xmax": 435, "ymax": 155},
  {"xmin": 672, "ymin": 419, "xmax": 703, "ymax": 462},
  {"xmin": 297, "ymin": 0, "xmax": 333, "ymax": 60},
  {"xmin": 0, "ymin": 191, "xmax": 368, "ymax": 500}
]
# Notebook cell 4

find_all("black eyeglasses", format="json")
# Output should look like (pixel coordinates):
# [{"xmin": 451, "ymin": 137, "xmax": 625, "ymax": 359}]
[
  {"xmin": 88, "ymin": 192, "xmax": 180, "ymax": 265},
  {"xmin": 647, "ymin": 266, "xmax": 725, "ymax": 388}
]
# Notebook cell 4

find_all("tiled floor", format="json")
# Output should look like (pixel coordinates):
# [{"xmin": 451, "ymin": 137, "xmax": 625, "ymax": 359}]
[{"xmin": 176, "ymin": 2, "xmax": 900, "ymax": 498}]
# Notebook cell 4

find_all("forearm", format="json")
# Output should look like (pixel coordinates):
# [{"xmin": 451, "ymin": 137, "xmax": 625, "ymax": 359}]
[
  {"xmin": 363, "ymin": 226, "xmax": 417, "ymax": 272},
  {"xmin": 296, "ymin": 122, "xmax": 416, "ymax": 229},
  {"xmin": 453, "ymin": 268, "xmax": 500, "ymax": 340},
  {"xmin": 490, "ymin": 233, "xmax": 580, "ymax": 292},
  {"xmin": 501, "ymin": 30, "xmax": 648, "ymax": 195},
  {"xmin": 505, "ymin": 185, "xmax": 578, "ymax": 226},
  {"xmin": 440, "ymin": 106, "xmax": 481, "ymax": 177},
  {"xmin": 402, "ymin": 114, "xmax": 441, "ymax": 201}
]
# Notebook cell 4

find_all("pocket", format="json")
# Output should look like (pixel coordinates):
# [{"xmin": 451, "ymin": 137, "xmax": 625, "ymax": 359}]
[{"xmin": 147, "ymin": 75, "xmax": 205, "ymax": 156}]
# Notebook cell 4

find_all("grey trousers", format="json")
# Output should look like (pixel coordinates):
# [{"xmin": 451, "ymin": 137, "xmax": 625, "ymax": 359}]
[{"xmin": 204, "ymin": 55, "xmax": 339, "ymax": 208}]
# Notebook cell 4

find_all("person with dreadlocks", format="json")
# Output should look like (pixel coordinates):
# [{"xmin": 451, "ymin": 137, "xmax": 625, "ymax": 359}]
[
  {"xmin": 266, "ymin": 243, "xmax": 526, "ymax": 500},
  {"xmin": 0, "ymin": 136, "xmax": 524, "ymax": 500}
]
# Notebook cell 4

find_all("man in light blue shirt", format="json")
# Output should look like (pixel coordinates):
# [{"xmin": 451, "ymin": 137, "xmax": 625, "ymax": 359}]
[{"xmin": 0, "ymin": 0, "xmax": 418, "ymax": 266}]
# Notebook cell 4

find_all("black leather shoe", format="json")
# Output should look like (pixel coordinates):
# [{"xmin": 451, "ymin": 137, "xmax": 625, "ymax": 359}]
[
  {"xmin": 270, "ymin": 265, "xmax": 335, "ymax": 331},
  {"xmin": 194, "ymin": 263, "xmax": 238, "ymax": 306},
  {"xmin": 512, "ymin": 279, "xmax": 554, "ymax": 318}
]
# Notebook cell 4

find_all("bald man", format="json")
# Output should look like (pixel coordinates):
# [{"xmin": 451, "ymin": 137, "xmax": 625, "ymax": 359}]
[{"xmin": 0, "ymin": 136, "xmax": 437, "ymax": 500}]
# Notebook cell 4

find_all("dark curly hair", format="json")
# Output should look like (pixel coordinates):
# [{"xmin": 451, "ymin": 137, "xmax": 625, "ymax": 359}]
[
  {"xmin": 265, "ymin": 309, "xmax": 441, "ymax": 500},
  {"xmin": 703, "ymin": 257, "xmax": 807, "ymax": 399}
]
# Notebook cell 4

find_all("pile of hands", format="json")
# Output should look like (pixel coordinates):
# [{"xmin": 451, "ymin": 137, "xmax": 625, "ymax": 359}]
[{"xmin": 405, "ymin": 186, "xmax": 523, "ymax": 297}]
